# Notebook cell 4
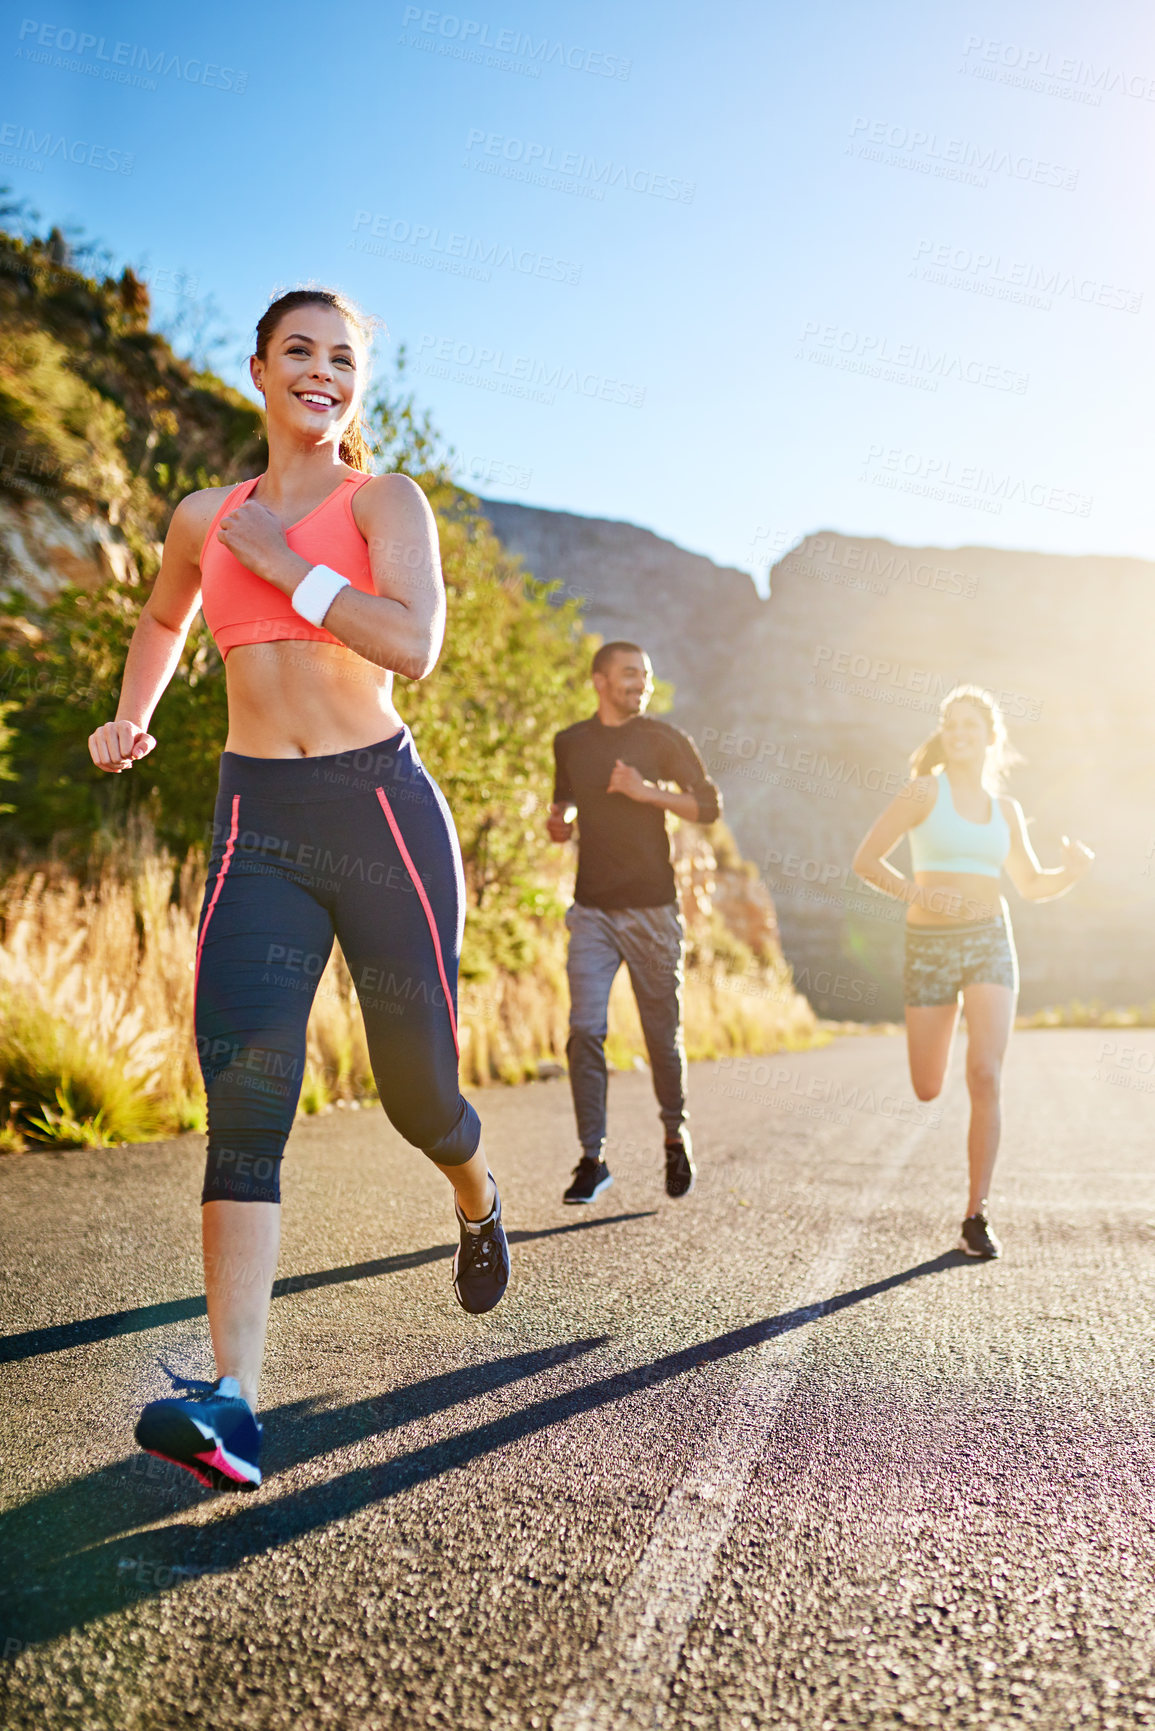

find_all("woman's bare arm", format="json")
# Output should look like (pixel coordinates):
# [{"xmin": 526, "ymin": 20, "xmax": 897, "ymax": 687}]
[
  {"xmin": 88, "ymin": 492, "xmax": 209, "ymax": 772},
  {"xmin": 852, "ymin": 776, "xmax": 937, "ymax": 903},
  {"xmin": 1000, "ymin": 797, "xmax": 1094, "ymax": 901}
]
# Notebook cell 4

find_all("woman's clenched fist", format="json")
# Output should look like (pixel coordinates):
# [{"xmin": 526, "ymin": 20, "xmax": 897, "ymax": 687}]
[{"xmin": 88, "ymin": 719, "xmax": 156, "ymax": 773}]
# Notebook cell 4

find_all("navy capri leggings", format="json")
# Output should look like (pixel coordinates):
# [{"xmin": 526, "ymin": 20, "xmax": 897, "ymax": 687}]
[{"xmin": 195, "ymin": 728, "xmax": 481, "ymax": 1204}]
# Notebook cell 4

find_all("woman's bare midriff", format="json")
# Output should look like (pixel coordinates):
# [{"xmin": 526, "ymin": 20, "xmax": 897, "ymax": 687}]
[
  {"xmin": 906, "ymin": 872, "xmax": 1006, "ymax": 929},
  {"xmin": 222, "ymin": 639, "xmax": 405, "ymax": 758}
]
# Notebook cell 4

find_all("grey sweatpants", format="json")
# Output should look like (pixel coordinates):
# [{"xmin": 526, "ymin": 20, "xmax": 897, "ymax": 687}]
[{"xmin": 564, "ymin": 901, "xmax": 687, "ymax": 1157}]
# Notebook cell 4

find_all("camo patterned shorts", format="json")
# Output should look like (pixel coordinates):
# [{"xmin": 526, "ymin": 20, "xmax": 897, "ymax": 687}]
[{"xmin": 903, "ymin": 917, "xmax": 1018, "ymax": 1007}]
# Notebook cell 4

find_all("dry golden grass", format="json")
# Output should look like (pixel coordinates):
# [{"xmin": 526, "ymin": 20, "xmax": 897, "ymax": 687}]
[
  {"xmin": 463, "ymin": 934, "xmax": 822, "ymax": 1088},
  {"xmin": 1016, "ymin": 1001, "xmax": 1155, "ymax": 1029},
  {"xmin": 605, "ymin": 954, "xmax": 822, "ymax": 1069},
  {"xmin": 0, "ymin": 827, "xmax": 822, "ymax": 1151},
  {"xmin": 0, "ymin": 828, "xmax": 202, "ymax": 1145}
]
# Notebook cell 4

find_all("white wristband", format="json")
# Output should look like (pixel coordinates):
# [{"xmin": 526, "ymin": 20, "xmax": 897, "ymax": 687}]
[{"xmin": 291, "ymin": 564, "xmax": 350, "ymax": 627}]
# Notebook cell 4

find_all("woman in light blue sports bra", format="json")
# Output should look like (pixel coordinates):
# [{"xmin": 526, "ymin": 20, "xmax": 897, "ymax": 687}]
[{"xmin": 853, "ymin": 685, "xmax": 1093, "ymax": 1262}]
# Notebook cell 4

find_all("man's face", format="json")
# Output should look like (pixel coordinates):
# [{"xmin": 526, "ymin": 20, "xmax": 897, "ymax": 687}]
[{"xmin": 594, "ymin": 651, "xmax": 654, "ymax": 718}]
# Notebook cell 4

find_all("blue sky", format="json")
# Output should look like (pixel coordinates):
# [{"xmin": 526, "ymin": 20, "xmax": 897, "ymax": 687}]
[{"xmin": 3, "ymin": 0, "xmax": 1154, "ymax": 583}]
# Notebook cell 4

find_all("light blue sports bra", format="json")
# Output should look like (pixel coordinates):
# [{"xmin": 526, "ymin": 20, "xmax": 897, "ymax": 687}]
[{"xmin": 907, "ymin": 773, "xmax": 1010, "ymax": 878}]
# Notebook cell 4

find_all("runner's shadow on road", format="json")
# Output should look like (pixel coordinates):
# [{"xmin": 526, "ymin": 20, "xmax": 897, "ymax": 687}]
[
  {"xmin": 0, "ymin": 1337, "xmax": 609, "ymax": 1646},
  {"xmin": 0, "ymin": 1212, "xmax": 655, "ymax": 1367},
  {"xmin": 2, "ymin": 1248, "xmax": 958, "ymax": 1649}
]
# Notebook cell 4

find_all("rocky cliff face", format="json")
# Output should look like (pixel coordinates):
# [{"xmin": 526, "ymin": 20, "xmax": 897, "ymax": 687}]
[
  {"xmin": 479, "ymin": 500, "xmax": 763, "ymax": 753},
  {"xmin": 0, "ymin": 495, "xmax": 144, "ymax": 602},
  {"xmin": 481, "ymin": 502, "xmax": 1155, "ymax": 1017}
]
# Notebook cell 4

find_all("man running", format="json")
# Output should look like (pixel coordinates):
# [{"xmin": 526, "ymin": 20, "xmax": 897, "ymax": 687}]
[{"xmin": 548, "ymin": 641, "xmax": 722, "ymax": 1204}]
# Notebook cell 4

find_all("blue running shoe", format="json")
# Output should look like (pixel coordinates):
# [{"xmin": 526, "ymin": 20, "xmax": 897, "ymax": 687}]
[
  {"xmin": 453, "ymin": 1177, "xmax": 511, "ymax": 1315},
  {"xmin": 135, "ymin": 1373, "xmax": 262, "ymax": 1492}
]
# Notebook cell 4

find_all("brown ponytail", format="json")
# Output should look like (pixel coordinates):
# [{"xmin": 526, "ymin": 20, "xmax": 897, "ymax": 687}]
[
  {"xmin": 909, "ymin": 684, "xmax": 1021, "ymax": 789},
  {"xmin": 253, "ymin": 287, "xmax": 383, "ymax": 473},
  {"xmin": 910, "ymin": 729, "xmax": 947, "ymax": 779},
  {"xmin": 338, "ymin": 418, "xmax": 374, "ymax": 474}
]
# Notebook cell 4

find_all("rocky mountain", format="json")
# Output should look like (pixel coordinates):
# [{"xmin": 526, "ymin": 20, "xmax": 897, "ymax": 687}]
[
  {"xmin": 0, "ymin": 495, "xmax": 142, "ymax": 600},
  {"xmin": 480, "ymin": 501, "xmax": 1155, "ymax": 1018}
]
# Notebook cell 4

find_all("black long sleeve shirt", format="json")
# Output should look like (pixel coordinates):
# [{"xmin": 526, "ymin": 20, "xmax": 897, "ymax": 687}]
[{"xmin": 552, "ymin": 714, "xmax": 722, "ymax": 910}]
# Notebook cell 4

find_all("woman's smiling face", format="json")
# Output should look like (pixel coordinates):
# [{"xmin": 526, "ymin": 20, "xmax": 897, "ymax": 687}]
[
  {"xmin": 251, "ymin": 302, "xmax": 364, "ymax": 449},
  {"xmin": 940, "ymin": 698, "xmax": 993, "ymax": 767}
]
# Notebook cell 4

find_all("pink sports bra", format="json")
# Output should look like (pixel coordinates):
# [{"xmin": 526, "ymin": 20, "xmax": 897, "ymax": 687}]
[{"xmin": 199, "ymin": 473, "xmax": 374, "ymax": 656}]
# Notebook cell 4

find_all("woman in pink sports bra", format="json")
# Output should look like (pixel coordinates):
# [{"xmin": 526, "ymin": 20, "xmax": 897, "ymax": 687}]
[
  {"xmin": 87, "ymin": 288, "xmax": 510, "ymax": 1493},
  {"xmin": 853, "ymin": 685, "xmax": 1093, "ymax": 1262}
]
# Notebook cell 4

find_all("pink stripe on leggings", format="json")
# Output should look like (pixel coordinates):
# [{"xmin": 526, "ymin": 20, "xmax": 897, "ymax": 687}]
[
  {"xmin": 374, "ymin": 785, "xmax": 460, "ymax": 1057},
  {"xmin": 195, "ymin": 793, "xmax": 239, "ymax": 992}
]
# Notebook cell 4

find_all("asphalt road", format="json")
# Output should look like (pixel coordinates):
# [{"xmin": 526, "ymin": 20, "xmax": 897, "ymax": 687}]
[{"xmin": 2, "ymin": 1027, "xmax": 1153, "ymax": 1730}]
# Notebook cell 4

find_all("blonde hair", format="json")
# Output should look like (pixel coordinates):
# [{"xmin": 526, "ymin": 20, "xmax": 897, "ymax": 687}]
[
  {"xmin": 254, "ymin": 287, "xmax": 383, "ymax": 472},
  {"xmin": 909, "ymin": 684, "xmax": 1022, "ymax": 789}
]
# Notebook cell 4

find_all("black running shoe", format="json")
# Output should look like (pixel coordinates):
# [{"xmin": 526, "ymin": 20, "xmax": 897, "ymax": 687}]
[
  {"xmin": 563, "ymin": 1156, "xmax": 613, "ymax": 1205},
  {"xmin": 959, "ymin": 1214, "xmax": 1002, "ymax": 1259},
  {"xmin": 665, "ymin": 1130, "xmax": 696, "ymax": 1199},
  {"xmin": 453, "ymin": 1177, "xmax": 511, "ymax": 1314},
  {"xmin": 135, "ymin": 1374, "xmax": 262, "ymax": 1492}
]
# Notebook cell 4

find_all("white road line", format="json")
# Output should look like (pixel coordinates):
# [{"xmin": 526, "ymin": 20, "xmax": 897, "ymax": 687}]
[{"xmin": 552, "ymin": 1121, "xmax": 932, "ymax": 1731}]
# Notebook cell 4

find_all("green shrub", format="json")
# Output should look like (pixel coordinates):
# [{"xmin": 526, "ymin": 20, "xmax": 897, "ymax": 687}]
[{"xmin": 0, "ymin": 995, "xmax": 168, "ymax": 1146}]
